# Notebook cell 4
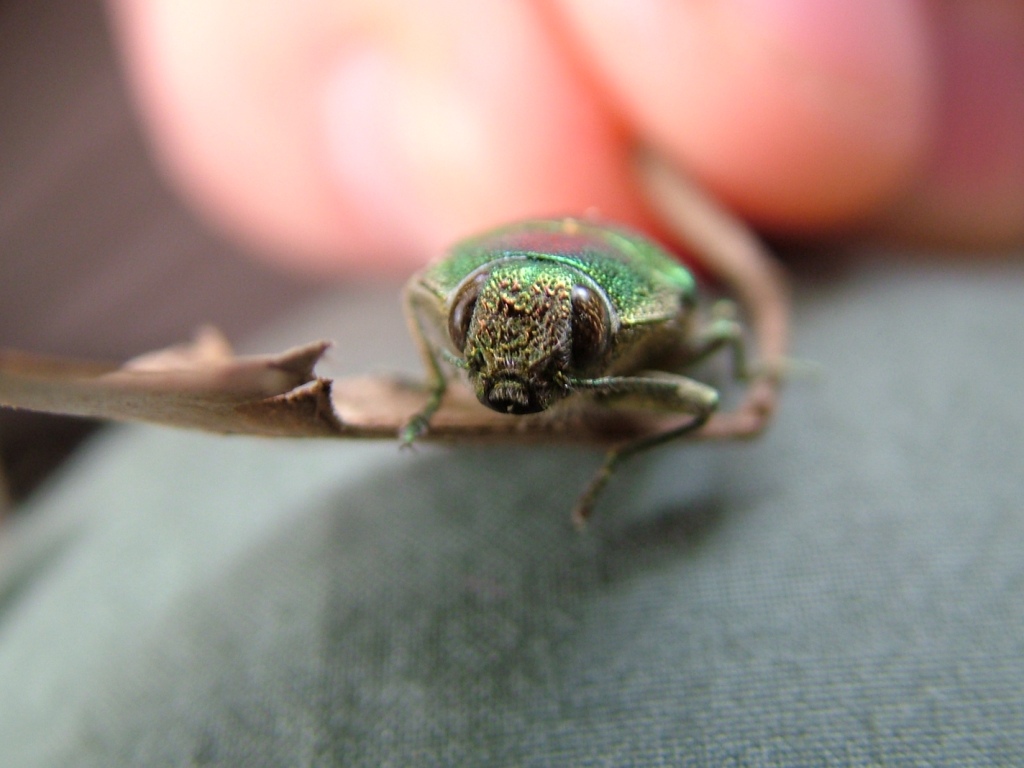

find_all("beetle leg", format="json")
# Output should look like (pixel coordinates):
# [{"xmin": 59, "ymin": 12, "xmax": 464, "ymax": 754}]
[
  {"xmin": 400, "ymin": 284, "xmax": 449, "ymax": 445},
  {"xmin": 571, "ymin": 374, "xmax": 719, "ymax": 526},
  {"xmin": 685, "ymin": 300, "xmax": 749, "ymax": 380}
]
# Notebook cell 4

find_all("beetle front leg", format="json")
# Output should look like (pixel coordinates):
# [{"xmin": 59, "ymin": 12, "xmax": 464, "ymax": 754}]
[
  {"xmin": 400, "ymin": 285, "xmax": 449, "ymax": 445},
  {"xmin": 571, "ymin": 374, "xmax": 720, "ymax": 526}
]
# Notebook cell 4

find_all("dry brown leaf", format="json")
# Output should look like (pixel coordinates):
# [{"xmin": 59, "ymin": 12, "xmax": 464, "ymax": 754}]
[{"xmin": 0, "ymin": 337, "xmax": 728, "ymax": 445}]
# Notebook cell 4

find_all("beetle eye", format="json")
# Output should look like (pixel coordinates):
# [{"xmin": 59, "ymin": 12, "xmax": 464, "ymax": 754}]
[
  {"xmin": 570, "ymin": 285, "xmax": 611, "ymax": 370},
  {"xmin": 448, "ymin": 272, "xmax": 488, "ymax": 352}
]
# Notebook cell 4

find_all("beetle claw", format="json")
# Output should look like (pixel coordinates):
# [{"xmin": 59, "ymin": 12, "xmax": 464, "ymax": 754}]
[{"xmin": 399, "ymin": 414, "xmax": 430, "ymax": 447}]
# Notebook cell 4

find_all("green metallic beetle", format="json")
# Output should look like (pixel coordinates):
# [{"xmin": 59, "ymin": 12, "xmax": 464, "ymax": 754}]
[{"xmin": 402, "ymin": 217, "xmax": 748, "ymax": 524}]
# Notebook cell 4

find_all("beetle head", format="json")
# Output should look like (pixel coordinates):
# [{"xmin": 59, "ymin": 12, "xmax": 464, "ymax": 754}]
[{"xmin": 446, "ymin": 261, "xmax": 614, "ymax": 415}]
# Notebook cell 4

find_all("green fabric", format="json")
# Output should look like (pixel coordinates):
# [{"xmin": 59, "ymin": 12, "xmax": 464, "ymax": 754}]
[{"xmin": 1, "ymin": 260, "xmax": 1022, "ymax": 766}]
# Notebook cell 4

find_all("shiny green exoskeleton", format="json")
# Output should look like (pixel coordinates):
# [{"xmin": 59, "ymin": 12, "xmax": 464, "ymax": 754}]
[{"xmin": 402, "ymin": 217, "xmax": 747, "ymax": 524}]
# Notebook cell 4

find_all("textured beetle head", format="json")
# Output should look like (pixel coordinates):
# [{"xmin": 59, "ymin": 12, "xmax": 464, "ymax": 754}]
[{"xmin": 447, "ymin": 261, "xmax": 613, "ymax": 415}]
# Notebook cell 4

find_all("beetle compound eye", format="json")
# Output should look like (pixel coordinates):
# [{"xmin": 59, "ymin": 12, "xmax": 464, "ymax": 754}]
[
  {"xmin": 448, "ymin": 272, "xmax": 488, "ymax": 352},
  {"xmin": 570, "ymin": 285, "xmax": 611, "ymax": 370}
]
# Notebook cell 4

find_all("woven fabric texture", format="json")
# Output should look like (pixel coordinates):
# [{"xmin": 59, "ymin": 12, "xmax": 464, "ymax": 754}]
[{"xmin": 1, "ymin": 263, "xmax": 1022, "ymax": 766}]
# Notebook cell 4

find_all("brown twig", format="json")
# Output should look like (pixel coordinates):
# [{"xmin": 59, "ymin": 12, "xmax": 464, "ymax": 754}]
[{"xmin": 637, "ymin": 151, "xmax": 790, "ymax": 439}]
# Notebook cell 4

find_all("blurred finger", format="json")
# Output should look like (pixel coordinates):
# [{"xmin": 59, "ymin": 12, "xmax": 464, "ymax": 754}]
[
  {"xmin": 554, "ymin": 0, "xmax": 934, "ymax": 232},
  {"xmin": 108, "ymin": 0, "xmax": 648, "ymax": 274}
]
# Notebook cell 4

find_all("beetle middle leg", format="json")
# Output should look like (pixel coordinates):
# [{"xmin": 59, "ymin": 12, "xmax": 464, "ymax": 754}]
[
  {"xmin": 571, "ymin": 374, "xmax": 720, "ymax": 527},
  {"xmin": 684, "ymin": 300, "xmax": 750, "ymax": 380}
]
